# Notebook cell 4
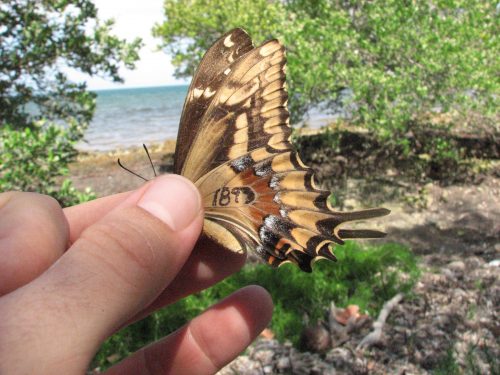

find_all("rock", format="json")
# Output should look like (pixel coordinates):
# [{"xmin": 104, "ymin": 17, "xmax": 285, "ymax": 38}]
[
  {"xmin": 276, "ymin": 357, "xmax": 291, "ymax": 371},
  {"xmin": 301, "ymin": 324, "xmax": 331, "ymax": 353},
  {"xmin": 487, "ymin": 259, "xmax": 500, "ymax": 267},
  {"xmin": 253, "ymin": 349, "xmax": 274, "ymax": 365},
  {"xmin": 441, "ymin": 267, "xmax": 457, "ymax": 281},
  {"xmin": 465, "ymin": 256, "xmax": 484, "ymax": 269},
  {"xmin": 451, "ymin": 287, "xmax": 468, "ymax": 302},
  {"xmin": 262, "ymin": 365, "xmax": 273, "ymax": 374},
  {"xmin": 218, "ymin": 356, "xmax": 261, "ymax": 375},
  {"xmin": 422, "ymin": 272, "xmax": 448, "ymax": 285},
  {"xmin": 326, "ymin": 347, "xmax": 353, "ymax": 369},
  {"xmin": 447, "ymin": 260, "xmax": 466, "ymax": 275}
]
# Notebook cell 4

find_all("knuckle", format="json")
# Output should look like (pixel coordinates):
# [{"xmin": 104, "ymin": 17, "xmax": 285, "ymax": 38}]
[
  {"xmin": 34, "ymin": 193, "xmax": 61, "ymax": 211},
  {"xmin": 187, "ymin": 325, "xmax": 221, "ymax": 371},
  {"xmin": 1, "ymin": 191, "xmax": 63, "ymax": 218},
  {"xmin": 23, "ymin": 191, "xmax": 61, "ymax": 210}
]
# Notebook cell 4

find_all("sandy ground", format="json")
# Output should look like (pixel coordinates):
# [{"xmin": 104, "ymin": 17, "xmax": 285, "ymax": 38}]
[{"xmin": 71, "ymin": 140, "xmax": 177, "ymax": 197}]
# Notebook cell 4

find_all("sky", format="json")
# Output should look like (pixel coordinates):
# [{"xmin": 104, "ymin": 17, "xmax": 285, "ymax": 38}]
[{"xmin": 67, "ymin": 0, "xmax": 186, "ymax": 90}]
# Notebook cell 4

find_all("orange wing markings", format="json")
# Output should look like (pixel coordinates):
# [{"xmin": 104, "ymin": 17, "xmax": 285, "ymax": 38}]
[{"xmin": 251, "ymin": 201, "xmax": 281, "ymax": 216}]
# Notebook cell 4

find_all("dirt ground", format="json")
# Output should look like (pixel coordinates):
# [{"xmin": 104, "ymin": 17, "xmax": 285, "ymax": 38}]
[{"xmin": 72, "ymin": 143, "xmax": 499, "ymax": 374}]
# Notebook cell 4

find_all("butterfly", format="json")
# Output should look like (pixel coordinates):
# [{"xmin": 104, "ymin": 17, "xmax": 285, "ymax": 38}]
[{"xmin": 173, "ymin": 28, "xmax": 389, "ymax": 272}]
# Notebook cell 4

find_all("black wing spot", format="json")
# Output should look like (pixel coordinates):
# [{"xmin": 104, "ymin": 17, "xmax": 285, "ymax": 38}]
[{"xmin": 230, "ymin": 154, "xmax": 254, "ymax": 173}]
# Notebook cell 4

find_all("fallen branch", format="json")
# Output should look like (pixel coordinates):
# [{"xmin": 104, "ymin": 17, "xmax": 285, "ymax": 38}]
[{"xmin": 357, "ymin": 293, "xmax": 404, "ymax": 350}]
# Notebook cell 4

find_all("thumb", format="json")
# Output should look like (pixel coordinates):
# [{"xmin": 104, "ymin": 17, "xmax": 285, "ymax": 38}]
[{"xmin": 0, "ymin": 175, "xmax": 203, "ymax": 375}]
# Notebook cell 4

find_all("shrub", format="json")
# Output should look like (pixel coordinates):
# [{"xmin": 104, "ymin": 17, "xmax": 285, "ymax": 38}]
[
  {"xmin": 0, "ymin": 121, "xmax": 95, "ymax": 206},
  {"xmin": 154, "ymin": 1, "xmax": 498, "ymax": 141}
]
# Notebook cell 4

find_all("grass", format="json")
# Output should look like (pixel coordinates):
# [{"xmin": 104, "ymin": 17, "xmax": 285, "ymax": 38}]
[
  {"xmin": 91, "ymin": 241, "xmax": 419, "ymax": 369},
  {"xmin": 432, "ymin": 341, "xmax": 499, "ymax": 375},
  {"xmin": 433, "ymin": 345, "xmax": 461, "ymax": 375}
]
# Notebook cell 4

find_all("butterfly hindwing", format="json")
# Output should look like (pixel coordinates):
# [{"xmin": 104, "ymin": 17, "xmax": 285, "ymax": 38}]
[
  {"xmin": 174, "ymin": 28, "xmax": 389, "ymax": 272},
  {"xmin": 197, "ymin": 145, "xmax": 389, "ymax": 272}
]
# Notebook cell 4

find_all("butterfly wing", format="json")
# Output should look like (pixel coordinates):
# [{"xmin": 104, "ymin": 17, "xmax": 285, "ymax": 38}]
[
  {"xmin": 178, "ymin": 38, "xmax": 289, "ymax": 181},
  {"xmin": 197, "ymin": 149, "xmax": 389, "ymax": 272},
  {"xmin": 174, "ymin": 28, "xmax": 254, "ymax": 174},
  {"xmin": 175, "ymin": 29, "xmax": 389, "ymax": 272}
]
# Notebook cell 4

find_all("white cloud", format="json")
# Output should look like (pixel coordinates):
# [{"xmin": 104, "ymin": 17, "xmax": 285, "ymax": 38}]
[{"xmin": 67, "ymin": 0, "xmax": 186, "ymax": 90}]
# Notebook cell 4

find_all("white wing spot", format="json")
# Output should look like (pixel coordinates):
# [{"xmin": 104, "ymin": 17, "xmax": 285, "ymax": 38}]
[
  {"xmin": 224, "ymin": 35, "xmax": 234, "ymax": 47},
  {"xmin": 193, "ymin": 88, "xmax": 203, "ymax": 98},
  {"xmin": 204, "ymin": 87, "xmax": 216, "ymax": 98}
]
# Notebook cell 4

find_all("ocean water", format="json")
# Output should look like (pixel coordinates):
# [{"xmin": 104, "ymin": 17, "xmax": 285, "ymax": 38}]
[
  {"xmin": 78, "ymin": 84, "xmax": 333, "ymax": 152},
  {"xmin": 78, "ymin": 85, "xmax": 188, "ymax": 152}
]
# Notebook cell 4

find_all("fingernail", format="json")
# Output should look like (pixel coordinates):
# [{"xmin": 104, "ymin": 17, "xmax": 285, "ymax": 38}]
[{"xmin": 138, "ymin": 175, "xmax": 201, "ymax": 231}]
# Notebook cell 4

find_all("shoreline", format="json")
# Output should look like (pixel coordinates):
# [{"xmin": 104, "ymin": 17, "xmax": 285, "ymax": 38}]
[
  {"xmin": 75, "ymin": 125, "xmax": 331, "ymax": 159},
  {"xmin": 70, "ymin": 123, "xmax": 498, "ymax": 198},
  {"xmin": 76, "ymin": 139, "xmax": 177, "ymax": 160}
]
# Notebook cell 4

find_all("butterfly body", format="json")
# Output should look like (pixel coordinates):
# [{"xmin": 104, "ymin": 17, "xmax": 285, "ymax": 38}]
[{"xmin": 174, "ymin": 28, "xmax": 389, "ymax": 272}]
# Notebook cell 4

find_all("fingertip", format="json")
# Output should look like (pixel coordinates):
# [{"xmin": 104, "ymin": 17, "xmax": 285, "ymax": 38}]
[
  {"xmin": 187, "ymin": 285, "xmax": 274, "ymax": 367},
  {"xmin": 233, "ymin": 285, "xmax": 274, "ymax": 334},
  {"xmin": 105, "ymin": 285, "xmax": 274, "ymax": 375},
  {"xmin": 136, "ymin": 175, "xmax": 202, "ymax": 232}
]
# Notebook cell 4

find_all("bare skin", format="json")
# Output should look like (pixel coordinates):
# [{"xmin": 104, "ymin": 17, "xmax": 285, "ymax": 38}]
[{"xmin": 0, "ymin": 175, "xmax": 273, "ymax": 374}]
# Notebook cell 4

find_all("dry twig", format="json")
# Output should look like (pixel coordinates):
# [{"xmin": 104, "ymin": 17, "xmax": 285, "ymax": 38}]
[{"xmin": 357, "ymin": 293, "xmax": 404, "ymax": 350}]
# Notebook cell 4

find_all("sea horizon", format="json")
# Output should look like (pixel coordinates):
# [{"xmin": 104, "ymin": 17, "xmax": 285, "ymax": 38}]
[
  {"xmin": 77, "ymin": 84, "xmax": 189, "ymax": 152},
  {"xmin": 90, "ymin": 83, "xmax": 189, "ymax": 94}
]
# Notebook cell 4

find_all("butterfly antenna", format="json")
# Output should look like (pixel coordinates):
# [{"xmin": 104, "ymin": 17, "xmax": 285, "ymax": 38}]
[
  {"xmin": 117, "ymin": 158, "xmax": 148, "ymax": 181},
  {"xmin": 143, "ymin": 144, "xmax": 157, "ymax": 177}
]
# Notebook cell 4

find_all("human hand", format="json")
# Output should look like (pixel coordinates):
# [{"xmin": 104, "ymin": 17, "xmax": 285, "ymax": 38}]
[{"xmin": 0, "ymin": 175, "xmax": 273, "ymax": 374}]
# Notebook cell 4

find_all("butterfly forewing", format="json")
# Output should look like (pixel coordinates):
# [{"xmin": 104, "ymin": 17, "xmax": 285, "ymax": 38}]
[
  {"xmin": 175, "ymin": 28, "xmax": 389, "ymax": 272},
  {"xmin": 179, "ymin": 39, "xmax": 289, "ymax": 181},
  {"xmin": 174, "ymin": 28, "xmax": 254, "ymax": 174}
]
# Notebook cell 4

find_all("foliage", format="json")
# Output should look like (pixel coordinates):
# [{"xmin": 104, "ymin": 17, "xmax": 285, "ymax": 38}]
[
  {"xmin": 92, "ymin": 242, "xmax": 419, "ymax": 369},
  {"xmin": 0, "ymin": 0, "xmax": 142, "ymax": 127},
  {"xmin": 0, "ymin": 0, "xmax": 142, "ymax": 204},
  {"xmin": 154, "ymin": 0, "xmax": 498, "ymax": 138},
  {"xmin": 0, "ymin": 122, "xmax": 95, "ymax": 206}
]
